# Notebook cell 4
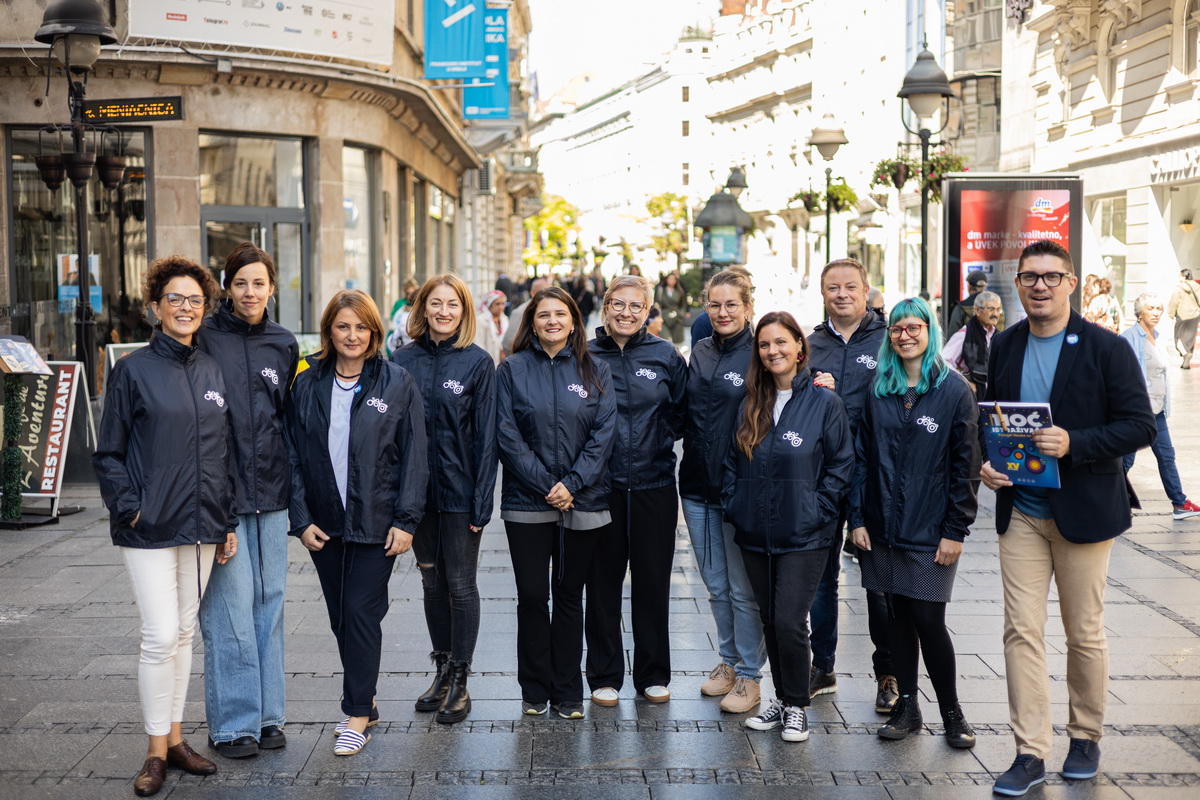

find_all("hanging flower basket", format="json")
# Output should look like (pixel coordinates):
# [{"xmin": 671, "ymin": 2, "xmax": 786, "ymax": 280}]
[
  {"xmin": 870, "ymin": 156, "xmax": 919, "ymax": 191},
  {"xmin": 791, "ymin": 190, "xmax": 823, "ymax": 213},
  {"xmin": 827, "ymin": 181, "xmax": 858, "ymax": 213},
  {"xmin": 924, "ymin": 151, "xmax": 969, "ymax": 203}
]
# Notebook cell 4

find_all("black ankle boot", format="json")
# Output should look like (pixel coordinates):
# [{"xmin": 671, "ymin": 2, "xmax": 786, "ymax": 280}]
[
  {"xmin": 415, "ymin": 652, "xmax": 451, "ymax": 712},
  {"xmin": 436, "ymin": 661, "xmax": 472, "ymax": 725},
  {"xmin": 877, "ymin": 694, "xmax": 922, "ymax": 740},
  {"xmin": 940, "ymin": 703, "xmax": 976, "ymax": 749}
]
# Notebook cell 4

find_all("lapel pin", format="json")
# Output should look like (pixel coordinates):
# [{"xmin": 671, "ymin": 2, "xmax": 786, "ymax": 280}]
[{"xmin": 1066, "ymin": 333, "xmax": 1079, "ymax": 345}]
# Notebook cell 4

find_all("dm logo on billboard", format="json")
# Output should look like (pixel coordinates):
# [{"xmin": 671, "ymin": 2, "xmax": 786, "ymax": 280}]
[{"xmin": 1030, "ymin": 197, "xmax": 1055, "ymax": 217}]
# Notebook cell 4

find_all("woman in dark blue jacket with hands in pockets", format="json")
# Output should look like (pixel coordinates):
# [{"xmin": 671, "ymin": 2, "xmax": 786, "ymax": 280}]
[
  {"xmin": 392, "ymin": 274, "xmax": 498, "ymax": 725},
  {"xmin": 848, "ymin": 297, "xmax": 980, "ymax": 750},
  {"xmin": 722, "ymin": 311, "xmax": 853, "ymax": 744},
  {"xmin": 285, "ymin": 290, "xmax": 427, "ymax": 757},
  {"xmin": 497, "ymin": 286, "xmax": 616, "ymax": 720},
  {"xmin": 585, "ymin": 275, "xmax": 687, "ymax": 707}
]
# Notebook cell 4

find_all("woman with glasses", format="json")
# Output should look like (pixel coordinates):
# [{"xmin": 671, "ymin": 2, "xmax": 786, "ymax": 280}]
[
  {"xmin": 585, "ymin": 275, "xmax": 687, "ymax": 708},
  {"xmin": 848, "ymin": 297, "xmax": 980, "ymax": 750},
  {"xmin": 94, "ymin": 256, "xmax": 237, "ymax": 796},
  {"xmin": 723, "ymin": 312, "xmax": 853, "ymax": 743},
  {"xmin": 286, "ymin": 290, "xmax": 428, "ymax": 756},
  {"xmin": 498, "ymin": 287, "xmax": 615, "ymax": 719},
  {"xmin": 196, "ymin": 243, "xmax": 299, "ymax": 760},
  {"xmin": 679, "ymin": 267, "xmax": 767, "ymax": 715},
  {"xmin": 392, "ymin": 275, "xmax": 498, "ymax": 724}
]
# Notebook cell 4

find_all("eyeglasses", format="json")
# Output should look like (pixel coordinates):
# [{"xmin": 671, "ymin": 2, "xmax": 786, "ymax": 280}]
[
  {"xmin": 978, "ymin": 305, "xmax": 1003, "ymax": 314},
  {"xmin": 706, "ymin": 301, "xmax": 743, "ymax": 313},
  {"xmin": 607, "ymin": 299, "xmax": 647, "ymax": 314},
  {"xmin": 161, "ymin": 293, "xmax": 206, "ymax": 309},
  {"xmin": 888, "ymin": 323, "xmax": 927, "ymax": 339},
  {"xmin": 1016, "ymin": 271, "xmax": 1071, "ymax": 288}
]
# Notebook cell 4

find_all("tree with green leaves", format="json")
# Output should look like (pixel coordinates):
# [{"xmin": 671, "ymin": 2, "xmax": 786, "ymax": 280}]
[
  {"xmin": 523, "ymin": 193, "xmax": 582, "ymax": 274},
  {"xmin": 645, "ymin": 192, "xmax": 690, "ymax": 268}
]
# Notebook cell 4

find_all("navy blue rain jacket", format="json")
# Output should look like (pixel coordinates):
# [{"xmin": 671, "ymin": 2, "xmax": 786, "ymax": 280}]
[
  {"xmin": 392, "ymin": 334, "xmax": 498, "ymax": 528},
  {"xmin": 496, "ymin": 339, "xmax": 616, "ymax": 513},
  {"xmin": 807, "ymin": 312, "xmax": 887, "ymax": 437},
  {"xmin": 94, "ymin": 332, "xmax": 238, "ymax": 548},
  {"xmin": 285, "ymin": 355, "xmax": 428, "ymax": 543},
  {"xmin": 848, "ymin": 370, "xmax": 980, "ymax": 549},
  {"xmin": 679, "ymin": 325, "xmax": 753, "ymax": 504},
  {"xmin": 721, "ymin": 374, "xmax": 853, "ymax": 553},
  {"xmin": 198, "ymin": 301, "xmax": 299, "ymax": 514},
  {"xmin": 588, "ymin": 327, "xmax": 687, "ymax": 490}
]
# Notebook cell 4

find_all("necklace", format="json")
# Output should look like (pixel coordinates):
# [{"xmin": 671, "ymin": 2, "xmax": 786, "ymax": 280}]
[
  {"xmin": 336, "ymin": 369, "xmax": 361, "ymax": 380},
  {"xmin": 335, "ymin": 375, "xmax": 358, "ymax": 392}
]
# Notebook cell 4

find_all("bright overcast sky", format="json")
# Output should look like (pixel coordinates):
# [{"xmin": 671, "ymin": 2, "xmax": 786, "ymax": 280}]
[{"xmin": 527, "ymin": 0, "xmax": 717, "ymax": 100}]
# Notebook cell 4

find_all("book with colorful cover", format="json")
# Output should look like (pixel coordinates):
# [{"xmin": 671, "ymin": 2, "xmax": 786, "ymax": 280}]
[{"xmin": 978, "ymin": 402, "xmax": 1061, "ymax": 489}]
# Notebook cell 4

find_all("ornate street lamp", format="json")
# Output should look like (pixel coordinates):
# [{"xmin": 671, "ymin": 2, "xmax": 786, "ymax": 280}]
[
  {"xmin": 694, "ymin": 169, "xmax": 753, "ymax": 282},
  {"xmin": 809, "ymin": 114, "xmax": 848, "ymax": 264},
  {"xmin": 898, "ymin": 44, "xmax": 956, "ymax": 301},
  {"xmin": 35, "ymin": 0, "xmax": 117, "ymax": 393}
]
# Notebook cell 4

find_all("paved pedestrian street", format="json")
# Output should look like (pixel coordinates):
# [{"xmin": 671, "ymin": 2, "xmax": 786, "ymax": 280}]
[{"xmin": 2, "ymin": 370, "xmax": 1200, "ymax": 799}]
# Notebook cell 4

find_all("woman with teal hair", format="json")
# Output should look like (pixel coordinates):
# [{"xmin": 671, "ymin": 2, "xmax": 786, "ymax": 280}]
[{"xmin": 847, "ymin": 297, "xmax": 981, "ymax": 749}]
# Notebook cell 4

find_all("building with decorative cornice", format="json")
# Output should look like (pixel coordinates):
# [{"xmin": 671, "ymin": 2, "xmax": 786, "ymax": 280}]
[{"xmin": 0, "ymin": 1, "xmax": 539, "ymax": 366}]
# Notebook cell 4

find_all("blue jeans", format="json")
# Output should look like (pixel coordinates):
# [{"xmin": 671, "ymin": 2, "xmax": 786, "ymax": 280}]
[
  {"xmin": 1123, "ymin": 410, "xmax": 1186, "ymax": 507},
  {"xmin": 809, "ymin": 529, "xmax": 842, "ymax": 674},
  {"xmin": 681, "ymin": 498, "xmax": 765, "ymax": 680},
  {"xmin": 200, "ymin": 509, "xmax": 288, "ymax": 742}
]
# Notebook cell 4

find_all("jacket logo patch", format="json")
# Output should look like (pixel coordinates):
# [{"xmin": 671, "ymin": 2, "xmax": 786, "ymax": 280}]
[
  {"xmin": 443, "ymin": 379, "xmax": 465, "ymax": 395},
  {"xmin": 916, "ymin": 415, "xmax": 939, "ymax": 433},
  {"xmin": 366, "ymin": 397, "xmax": 388, "ymax": 413},
  {"xmin": 203, "ymin": 390, "xmax": 225, "ymax": 407},
  {"xmin": 567, "ymin": 383, "xmax": 588, "ymax": 398},
  {"xmin": 723, "ymin": 371, "xmax": 745, "ymax": 386},
  {"xmin": 261, "ymin": 367, "xmax": 279, "ymax": 385},
  {"xmin": 635, "ymin": 368, "xmax": 658, "ymax": 380},
  {"xmin": 856, "ymin": 354, "xmax": 878, "ymax": 369},
  {"xmin": 782, "ymin": 431, "xmax": 803, "ymax": 447}
]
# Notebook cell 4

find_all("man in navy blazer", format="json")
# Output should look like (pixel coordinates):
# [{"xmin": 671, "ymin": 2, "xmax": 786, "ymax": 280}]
[{"xmin": 981, "ymin": 240, "xmax": 1156, "ymax": 797}]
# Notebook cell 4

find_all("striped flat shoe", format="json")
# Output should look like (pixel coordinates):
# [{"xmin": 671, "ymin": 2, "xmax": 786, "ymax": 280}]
[
  {"xmin": 334, "ymin": 707, "xmax": 380, "ymax": 735},
  {"xmin": 333, "ymin": 728, "xmax": 371, "ymax": 756}
]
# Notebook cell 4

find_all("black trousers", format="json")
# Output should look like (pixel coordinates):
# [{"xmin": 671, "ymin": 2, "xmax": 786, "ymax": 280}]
[
  {"xmin": 741, "ymin": 547, "xmax": 827, "ymax": 707},
  {"xmin": 413, "ymin": 511, "xmax": 482, "ymax": 664},
  {"xmin": 309, "ymin": 537, "xmax": 396, "ymax": 717},
  {"xmin": 585, "ymin": 485, "xmax": 678, "ymax": 691},
  {"xmin": 506, "ymin": 520, "xmax": 602, "ymax": 705}
]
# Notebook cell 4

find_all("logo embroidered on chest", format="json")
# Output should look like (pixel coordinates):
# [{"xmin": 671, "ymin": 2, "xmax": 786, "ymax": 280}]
[
  {"xmin": 723, "ymin": 371, "xmax": 745, "ymax": 386},
  {"xmin": 261, "ymin": 367, "xmax": 279, "ymax": 385},
  {"xmin": 203, "ymin": 390, "xmax": 225, "ymax": 407},
  {"xmin": 916, "ymin": 415, "xmax": 938, "ymax": 433},
  {"xmin": 366, "ymin": 397, "xmax": 388, "ymax": 413},
  {"xmin": 856, "ymin": 354, "xmax": 877, "ymax": 369},
  {"xmin": 443, "ymin": 379, "xmax": 465, "ymax": 395},
  {"xmin": 567, "ymin": 383, "xmax": 588, "ymax": 398},
  {"xmin": 782, "ymin": 431, "xmax": 803, "ymax": 447},
  {"xmin": 635, "ymin": 368, "xmax": 658, "ymax": 380}
]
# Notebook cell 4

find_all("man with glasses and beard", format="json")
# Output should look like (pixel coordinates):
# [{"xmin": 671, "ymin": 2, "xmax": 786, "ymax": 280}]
[{"xmin": 941, "ymin": 291, "xmax": 1003, "ymax": 400}]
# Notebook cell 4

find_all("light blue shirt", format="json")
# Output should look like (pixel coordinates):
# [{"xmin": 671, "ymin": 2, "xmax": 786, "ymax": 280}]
[{"xmin": 1013, "ymin": 329, "xmax": 1065, "ymax": 519}]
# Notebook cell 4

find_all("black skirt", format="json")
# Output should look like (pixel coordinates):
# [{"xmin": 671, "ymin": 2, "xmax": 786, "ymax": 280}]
[{"xmin": 859, "ymin": 542, "xmax": 958, "ymax": 603}]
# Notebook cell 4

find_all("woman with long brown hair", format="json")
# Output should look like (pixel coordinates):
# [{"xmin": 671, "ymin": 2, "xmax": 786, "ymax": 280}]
[
  {"xmin": 497, "ymin": 286, "xmax": 616, "ymax": 719},
  {"xmin": 722, "ymin": 311, "xmax": 853, "ymax": 743}
]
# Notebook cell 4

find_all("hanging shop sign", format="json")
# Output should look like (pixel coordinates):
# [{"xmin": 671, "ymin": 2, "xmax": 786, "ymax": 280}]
[
  {"xmin": 83, "ymin": 97, "xmax": 183, "ymax": 124},
  {"xmin": 463, "ymin": 9, "xmax": 509, "ymax": 119},
  {"xmin": 424, "ymin": 0, "xmax": 487, "ymax": 79}
]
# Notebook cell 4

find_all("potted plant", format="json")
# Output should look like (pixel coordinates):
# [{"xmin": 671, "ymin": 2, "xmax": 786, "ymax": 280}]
[
  {"xmin": 924, "ymin": 151, "xmax": 968, "ymax": 203},
  {"xmin": 870, "ymin": 156, "xmax": 919, "ymax": 191},
  {"xmin": 827, "ymin": 181, "xmax": 859, "ymax": 213},
  {"xmin": 791, "ymin": 189, "xmax": 823, "ymax": 213}
]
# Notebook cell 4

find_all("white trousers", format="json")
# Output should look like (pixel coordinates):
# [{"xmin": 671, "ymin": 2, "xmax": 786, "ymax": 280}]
[{"xmin": 122, "ymin": 544, "xmax": 217, "ymax": 735}]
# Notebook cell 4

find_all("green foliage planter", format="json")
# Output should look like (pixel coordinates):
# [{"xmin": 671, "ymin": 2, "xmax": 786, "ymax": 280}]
[
  {"xmin": 792, "ymin": 190, "xmax": 823, "ymax": 213},
  {"xmin": 827, "ymin": 181, "xmax": 858, "ymax": 213},
  {"xmin": 871, "ymin": 156, "xmax": 919, "ymax": 191},
  {"xmin": 924, "ymin": 151, "xmax": 968, "ymax": 203}
]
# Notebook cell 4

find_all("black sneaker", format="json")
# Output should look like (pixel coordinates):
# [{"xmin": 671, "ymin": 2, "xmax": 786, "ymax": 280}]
[
  {"xmin": 1062, "ymin": 737, "xmax": 1100, "ymax": 780},
  {"xmin": 993, "ymin": 754, "xmax": 1046, "ymax": 796},
  {"xmin": 521, "ymin": 701, "xmax": 548, "ymax": 716},
  {"xmin": 780, "ymin": 705, "xmax": 809, "ymax": 742},
  {"xmin": 551, "ymin": 701, "xmax": 584, "ymax": 720},
  {"xmin": 808, "ymin": 665, "xmax": 837, "ymax": 696},
  {"xmin": 744, "ymin": 698, "xmax": 784, "ymax": 731}
]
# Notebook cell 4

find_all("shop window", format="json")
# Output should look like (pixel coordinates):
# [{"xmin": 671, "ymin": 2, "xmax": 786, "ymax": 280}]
[
  {"xmin": 1093, "ymin": 196, "xmax": 1128, "ymax": 306},
  {"xmin": 342, "ymin": 146, "xmax": 377, "ymax": 296},
  {"xmin": 199, "ymin": 134, "xmax": 303, "ymax": 208},
  {"xmin": 6, "ymin": 128, "xmax": 151, "ymax": 360}
]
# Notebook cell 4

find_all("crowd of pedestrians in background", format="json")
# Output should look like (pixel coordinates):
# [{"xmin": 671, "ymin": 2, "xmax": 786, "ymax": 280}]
[{"xmin": 92, "ymin": 239, "xmax": 1185, "ymax": 797}]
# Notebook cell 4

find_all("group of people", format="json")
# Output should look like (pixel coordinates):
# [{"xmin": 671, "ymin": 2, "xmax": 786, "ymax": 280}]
[{"xmin": 93, "ymin": 238, "xmax": 1164, "ymax": 799}]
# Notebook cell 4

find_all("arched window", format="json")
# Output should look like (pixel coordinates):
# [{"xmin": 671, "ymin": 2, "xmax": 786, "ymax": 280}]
[
  {"xmin": 1106, "ymin": 24, "xmax": 1120, "ymax": 101},
  {"xmin": 1187, "ymin": 0, "xmax": 1200, "ymax": 75}
]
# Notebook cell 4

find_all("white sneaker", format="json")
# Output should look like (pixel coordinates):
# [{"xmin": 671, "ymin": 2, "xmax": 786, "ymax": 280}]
[
  {"xmin": 744, "ymin": 698, "xmax": 784, "ymax": 731},
  {"xmin": 640, "ymin": 685, "xmax": 670, "ymax": 703},
  {"xmin": 590, "ymin": 687, "xmax": 619, "ymax": 707},
  {"xmin": 781, "ymin": 705, "xmax": 810, "ymax": 742}
]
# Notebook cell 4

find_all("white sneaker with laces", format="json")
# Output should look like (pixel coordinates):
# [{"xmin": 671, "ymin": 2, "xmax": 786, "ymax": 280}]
[
  {"xmin": 744, "ymin": 698, "xmax": 784, "ymax": 731},
  {"xmin": 781, "ymin": 705, "xmax": 810, "ymax": 742}
]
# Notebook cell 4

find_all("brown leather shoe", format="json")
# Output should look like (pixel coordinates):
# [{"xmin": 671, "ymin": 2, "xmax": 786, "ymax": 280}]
[
  {"xmin": 133, "ymin": 756, "xmax": 166, "ymax": 797},
  {"xmin": 166, "ymin": 741, "xmax": 217, "ymax": 775}
]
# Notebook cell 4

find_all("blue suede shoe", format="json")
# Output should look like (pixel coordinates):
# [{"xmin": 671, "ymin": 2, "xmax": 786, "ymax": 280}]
[
  {"xmin": 1062, "ymin": 738, "xmax": 1101, "ymax": 780},
  {"xmin": 993, "ymin": 754, "xmax": 1046, "ymax": 796}
]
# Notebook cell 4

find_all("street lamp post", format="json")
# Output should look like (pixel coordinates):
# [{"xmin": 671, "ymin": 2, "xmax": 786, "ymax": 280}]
[
  {"xmin": 809, "ymin": 114, "xmax": 848, "ymax": 265},
  {"xmin": 34, "ymin": 0, "xmax": 117, "ymax": 394},
  {"xmin": 897, "ymin": 45, "xmax": 956, "ymax": 302},
  {"xmin": 694, "ymin": 169, "xmax": 752, "ymax": 284}
]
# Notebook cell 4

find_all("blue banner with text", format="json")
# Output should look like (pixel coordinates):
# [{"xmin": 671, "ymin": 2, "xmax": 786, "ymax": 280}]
[
  {"xmin": 463, "ymin": 9, "xmax": 510, "ymax": 119},
  {"xmin": 424, "ymin": 0, "xmax": 488, "ymax": 79}
]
